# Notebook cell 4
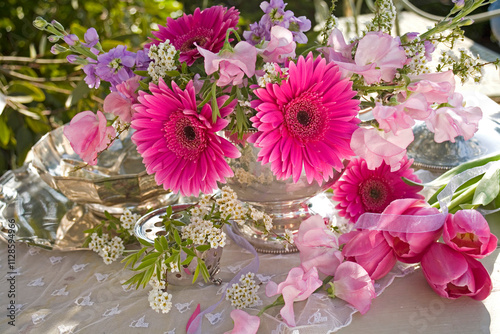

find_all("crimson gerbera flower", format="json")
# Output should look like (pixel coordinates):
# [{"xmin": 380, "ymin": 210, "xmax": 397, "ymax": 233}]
[
  {"xmin": 332, "ymin": 157, "xmax": 424, "ymax": 224},
  {"xmin": 149, "ymin": 6, "xmax": 239, "ymax": 66},
  {"xmin": 249, "ymin": 53, "xmax": 360, "ymax": 184},
  {"xmin": 131, "ymin": 79, "xmax": 240, "ymax": 196}
]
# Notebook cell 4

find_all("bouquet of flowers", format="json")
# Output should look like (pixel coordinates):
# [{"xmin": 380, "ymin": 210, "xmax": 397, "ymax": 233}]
[
  {"xmin": 34, "ymin": 0, "xmax": 497, "ymax": 198},
  {"xmin": 33, "ymin": 0, "xmax": 500, "ymax": 332}
]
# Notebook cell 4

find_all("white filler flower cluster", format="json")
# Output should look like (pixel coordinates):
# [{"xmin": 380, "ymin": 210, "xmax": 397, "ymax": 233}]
[
  {"xmin": 226, "ymin": 272, "xmax": 261, "ymax": 309},
  {"xmin": 148, "ymin": 39, "xmax": 178, "ymax": 83},
  {"xmin": 88, "ymin": 233, "xmax": 125, "ymax": 265}
]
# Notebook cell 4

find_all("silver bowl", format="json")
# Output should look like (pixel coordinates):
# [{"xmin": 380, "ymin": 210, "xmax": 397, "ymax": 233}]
[{"xmin": 31, "ymin": 126, "xmax": 178, "ymax": 215}]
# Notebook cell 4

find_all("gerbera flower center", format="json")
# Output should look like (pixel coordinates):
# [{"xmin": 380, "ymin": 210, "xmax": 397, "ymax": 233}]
[
  {"xmin": 175, "ymin": 27, "xmax": 213, "ymax": 52},
  {"xmin": 164, "ymin": 112, "xmax": 207, "ymax": 160},
  {"xmin": 359, "ymin": 177, "xmax": 392, "ymax": 212},
  {"xmin": 284, "ymin": 92, "xmax": 326, "ymax": 142}
]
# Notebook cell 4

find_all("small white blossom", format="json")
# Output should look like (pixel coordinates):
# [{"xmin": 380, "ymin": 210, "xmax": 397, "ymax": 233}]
[
  {"xmin": 147, "ymin": 40, "xmax": 178, "ymax": 83},
  {"xmin": 226, "ymin": 272, "xmax": 261, "ymax": 309}
]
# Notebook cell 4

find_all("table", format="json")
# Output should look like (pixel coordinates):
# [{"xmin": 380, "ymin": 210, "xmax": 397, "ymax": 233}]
[{"xmin": 0, "ymin": 222, "xmax": 499, "ymax": 334}]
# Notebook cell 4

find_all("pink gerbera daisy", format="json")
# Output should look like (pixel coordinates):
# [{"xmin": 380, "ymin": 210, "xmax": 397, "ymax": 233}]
[
  {"xmin": 131, "ymin": 79, "xmax": 240, "ymax": 196},
  {"xmin": 249, "ymin": 53, "xmax": 360, "ymax": 184},
  {"xmin": 332, "ymin": 157, "xmax": 424, "ymax": 223},
  {"xmin": 149, "ymin": 6, "xmax": 239, "ymax": 66}
]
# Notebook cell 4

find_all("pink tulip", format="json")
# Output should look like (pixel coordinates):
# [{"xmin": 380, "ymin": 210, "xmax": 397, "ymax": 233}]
[
  {"xmin": 425, "ymin": 92, "xmax": 482, "ymax": 143},
  {"xmin": 350, "ymin": 126, "xmax": 414, "ymax": 171},
  {"xmin": 381, "ymin": 198, "xmax": 442, "ymax": 263},
  {"xmin": 103, "ymin": 75, "xmax": 141, "ymax": 122},
  {"xmin": 339, "ymin": 230, "xmax": 397, "ymax": 280},
  {"xmin": 224, "ymin": 310, "xmax": 260, "ymax": 334},
  {"xmin": 421, "ymin": 243, "xmax": 492, "ymax": 300},
  {"xmin": 266, "ymin": 266, "xmax": 322, "ymax": 327},
  {"xmin": 294, "ymin": 215, "xmax": 344, "ymax": 276},
  {"xmin": 443, "ymin": 210, "xmax": 498, "ymax": 259},
  {"xmin": 197, "ymin": 41, "xmax": 257, "ymax": 87},
  {"xmin": 332, "ymin": 261, "xmax": 376, "ymax": 314},
  {"xmin": 63, "ymin": 110, "xmax": 116, "ymax": 165},
  {"xmin": 259, "ymin": 26, "xmax": 296, "ymax": 63}
]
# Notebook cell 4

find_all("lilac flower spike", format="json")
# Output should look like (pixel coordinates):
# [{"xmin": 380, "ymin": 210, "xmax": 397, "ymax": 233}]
[
  {"xmin": 63, "ymin": 34, "xmax": 79, "ymax": 46},
  {"xmin": 95, "ymin": 45, "xmax": 137, "ymax": 90}
]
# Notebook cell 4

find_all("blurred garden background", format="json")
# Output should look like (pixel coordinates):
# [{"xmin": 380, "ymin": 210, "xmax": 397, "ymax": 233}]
[{"xmin": 0, "ymin": 0, "xmax": 498, "ymax": 176}]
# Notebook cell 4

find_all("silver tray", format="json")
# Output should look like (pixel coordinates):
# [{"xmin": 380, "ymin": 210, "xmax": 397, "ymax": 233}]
[{"xmin": 0, "ymin": 164, "xmax": 95, "ymax": 251}]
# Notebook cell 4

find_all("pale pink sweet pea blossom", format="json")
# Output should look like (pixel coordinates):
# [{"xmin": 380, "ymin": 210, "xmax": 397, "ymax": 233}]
[
  {"xmin": 266, "ymin": 266, "xmax": 322, "ymax": 327},
  {"xmin": 197, "ymin": 41, "xmax": 257, "ymax": 87},
  {"xmin": 372, "ymin": 102, "xmax": 415, "ymax": 134},
  {"xmin": 381, "ymin": 198, "xmax": 443, "ymax": 264},
  {"xmin": 103, "ymin": 75, "xmax": 141, "ymax": 122},
  {"xmin": 339, "ymin": 230, "xmax": 397, "ymax": 280},
  {"xmin": 64, "ymin": 110, "xmax": 116, "ymax": 166},
  {"xmin": 294, "ymin": 215, "xmax": 344, "ymax": 276},
  {"xmin": 259, "ymin": 26, "xmax": 296, "ymax": 63},
  {"xmin": 335, "ymin": 31, "xmax": 407, "ymax": 85},
  {"xmin": 421, "ymin": 243, "xmax": 492, "ymax": 300},
  {"xmin": 224, "ymin": 310, "xmax": 260, "ymax": 334},
  {"xmin": 443, "ymin": 210, "xmax": 498, "ymax": 259},
  {"xmin": 425, "ymin": 92, "xmax": 482, "ymax": 143},
  {"xmin": 332, "ymin": 261, "xmax": 376, "ymax": 314},
  {"xmin": 406, "ymin": 70, "xmax": 455, "ymax": 104},
  {"xmin": 321, "ymin": 28, "xmax": 353, "ymax": 67},
  {"xmin": 350, "ymin": 127, "xmax": 414, "ymax": 171}
]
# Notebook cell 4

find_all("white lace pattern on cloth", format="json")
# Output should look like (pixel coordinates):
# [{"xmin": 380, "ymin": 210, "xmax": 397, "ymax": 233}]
[{"xmin": 0, "ymin": 233, "xmax": 416, "ymax": 333}]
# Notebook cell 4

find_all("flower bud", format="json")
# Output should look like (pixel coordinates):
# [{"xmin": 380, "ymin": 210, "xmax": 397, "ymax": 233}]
[
  {"xmin": 51, "ymin": 20, "xmax": 65, "ymax": 31},
  {"xmin": 48, "ymin": 35, "xmax": 60, "ymax": 43},
  {"xmin": 33, "ymin": 17, "xmax": 48, "ymax": 30},
  {"xmin": 50, "ymin": 44, "xmax": 67, "ymax": 55}
]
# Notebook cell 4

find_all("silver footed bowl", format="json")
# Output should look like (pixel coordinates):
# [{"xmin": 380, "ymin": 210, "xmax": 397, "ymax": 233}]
[
  {"xmin": 223, "ymin": 131, "xmax": 345, "ymax": 254},
  {"xmin": 31, "ymin": 126, "xmax": 178, "ymax": 216}
]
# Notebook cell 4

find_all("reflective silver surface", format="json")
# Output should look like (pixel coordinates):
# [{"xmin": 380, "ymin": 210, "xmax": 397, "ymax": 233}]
[
  {"xmin": 223, "ymin": 133, "xmax": 344, "ymax": 253},
  {"xmin": 407, "ymin": 93, "xmax": 500, "ymax": 170},
  {"xmin": 134, "ymin": 205, "xmax": 222, "ymax": 285},
  {"xmin": 0, "ymin": 164, "xmax": 95, "ymax": 250},
  {"xmin": 31, "ymin": 126, "xmax": 178, "ymax": 215}
]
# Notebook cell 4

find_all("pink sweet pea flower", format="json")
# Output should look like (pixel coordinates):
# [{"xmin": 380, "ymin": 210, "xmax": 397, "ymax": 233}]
[
  {"xmin": 335, "ymin": 31, "xmax": 407, "ymax": 85},
  {"xmin": 259, "ymin": 26, "xmax": 296, "ymax": 63},
  {"xmin": 266, "ymin": 266, "xmax": 322, "ymax": 327},
  {"xmin": 339, "ymin": 230, "xmax": 397, "ymax": 280},
  {"xmin": 103, "ymin": 75, "xmax": 141, "ymax": 122},
  {"xmin": 443, "ymin": 210, "xmax": 498, "ymax": 259},
  {"xmin": 425, "ymin": 92, "xmax": 482, "ymax": 143},
  {"xmin": 332, "ymin": 261, "xmax": 376, "ymax": 314},
  {"xmin": 197, "ymin": 41, "xmax": 257, "ymax": 87},
  {"xmin": 407, "ymin": 70, "xmax": 455, "ymax": 104},
  {"xmin": 63, "ymin": 110, "xmax": 116, "ymax": 165},
  {"xmin": 294, "ymin": 215, "xmax": 344, "ymax": 276},
  {"xmin": 321, "ymin": 28, "xmax": 354, "ymax": 66},
  {"xmin": 381, "ymin": 198, "xmax": 443, "ymax": 263},
  {"xmin": 224, "ymin": 310, "xmax": 260, "ymax": 334},
  {"xmin": 421, "ymin": 243, "xmax": 492, "ymax": 300},
  {"xmin": 350, "ymin": 127, "xmax": 414, "ymax": 171},
  {"xmin": 372, "ymin": 102, "xmax": 415, "ymax": 134}
]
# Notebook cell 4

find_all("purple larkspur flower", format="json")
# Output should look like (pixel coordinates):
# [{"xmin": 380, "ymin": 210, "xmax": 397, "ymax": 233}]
[
  {"xmin": 63, "ymin": 34, "xmax": 79, "ymax": 46},
  {"xmin": 244, "ymin": 20, "xmax": 269, "ymax": 45},
  {"xmin": 83, "ymin": 60, "xmax": 100, "ymax": 89},
  {"xmin": 289, "ymin": 16, "xmax": 311, "ymax": 44},
  {"xmin": 260, "ymin": 0, "xmax": 294, "ymax": 28},
  {"xmin": 95, "ymin": 45, "xmax": 137, "ymax": 90},
  {"xmin": 134, "ymin": 49, "xmax": 150, "ymax": 71}
]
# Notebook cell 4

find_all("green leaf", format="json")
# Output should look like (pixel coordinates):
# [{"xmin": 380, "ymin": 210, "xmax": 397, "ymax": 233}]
[
  {"xmin": 65, "ymin": 80, "xmax": 90, "ymax": 108},
  {"xmin": 139, "ymin": 80, "xmax": 150, "ymax": 91},
  {"xmin": 182, "ymin": 247, "xmax": 196, "ymax": 257},
  {"xmin": 138, "ymin": 237, "xmax": 153, "ymax": 247},
  {"xmin": 459, "ymin": 204, "xmax": 480, "ymax": 210},
  {"xmin": 8, "ymin": 81, "xmax": 45, "ymax": 102},
  {"xmin": 196, "ymin": 244, "xmax": 211, "ymax": 252},
  {"xmin": 181, "ymin": 255, "xmax": 194, "ymax": 265},
  {"xmin": 0, "ymin": 118, "xmax": 11, "ymax": 147},
  {"xmin": 134, "ymin": 70, "xmax": 149, "ymax": 76},
  {"xmin": 159, "ymin": 236, "xmax": 169, "ymax": 251},
  {"xmin": 199, "ymin": 260, "xmax": 210, "ymax": 282},
  {"xmin": 165, "ymin": 70, "xmax": 180, "ymax": 77},
  {"xmin": 173, "ymin": 229, "xmax": 182, "ymax": 245},
  {"xmin": 472, "ymin": 167, "xmax": 500, "ymax": 206},
  {"xmin": 141, "ymin": 266, "xmax": 155, "ymax": 288},
  {"xmin": 192, "ymin": 263, "xmax": 201, "ymax": 284},
  {"xmin": 154, "ymin": 238, "xmax": 163, "ymax": 252}
]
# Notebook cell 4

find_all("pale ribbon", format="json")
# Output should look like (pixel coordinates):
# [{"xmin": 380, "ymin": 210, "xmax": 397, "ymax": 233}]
[
  {"xmin": 354, "ymin": 160, "xmax": 500, "ymax": 232},
  {"xmin": 187, "ymin": 222, "xmax": 260, "ymax": 334}
]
